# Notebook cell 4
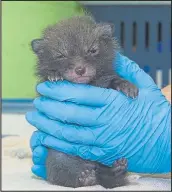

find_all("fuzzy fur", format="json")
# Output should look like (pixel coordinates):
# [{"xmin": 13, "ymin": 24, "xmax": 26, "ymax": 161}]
[{"xmin": 31, "ymin": 15, "xmax": 139, "ymax": 188}]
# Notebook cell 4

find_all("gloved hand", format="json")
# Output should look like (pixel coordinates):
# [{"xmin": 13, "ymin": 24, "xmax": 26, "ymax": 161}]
[{"xmin": 26, "ymin": 53, "xmax": 171, "ymax": 180}]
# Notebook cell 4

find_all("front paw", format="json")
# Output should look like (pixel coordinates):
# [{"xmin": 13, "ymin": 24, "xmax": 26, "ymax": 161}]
[{"xmin": 116, "ymin": 81, "xmax": 138, "ymax": 98}]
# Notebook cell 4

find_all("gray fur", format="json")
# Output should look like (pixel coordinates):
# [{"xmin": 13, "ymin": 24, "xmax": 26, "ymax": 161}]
[{"xmin": 31, "ymin": 15, "xmax": 138, "ymax": 188}]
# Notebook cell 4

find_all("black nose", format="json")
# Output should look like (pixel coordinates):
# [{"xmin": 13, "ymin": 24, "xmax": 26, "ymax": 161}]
[{"xmin": 75, "ymin": 66, "xmax": 86, "ymax": 75}]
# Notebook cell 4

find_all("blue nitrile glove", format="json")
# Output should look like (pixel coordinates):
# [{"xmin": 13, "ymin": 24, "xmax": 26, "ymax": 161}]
[{"xmin": 26, "ymin": 53, "xmax": 171, "ymax": 180}]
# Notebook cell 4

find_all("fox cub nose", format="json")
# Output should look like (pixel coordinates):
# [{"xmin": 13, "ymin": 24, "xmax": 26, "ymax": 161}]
[{"xmin": 75, "ymin": 66, "xmax": 86, "ymax": 75}]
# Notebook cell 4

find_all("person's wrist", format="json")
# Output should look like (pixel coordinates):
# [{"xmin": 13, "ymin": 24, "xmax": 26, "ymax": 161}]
[{"xmin": 156, "ymin": 109, "xmax": 171, "ymax": 173}]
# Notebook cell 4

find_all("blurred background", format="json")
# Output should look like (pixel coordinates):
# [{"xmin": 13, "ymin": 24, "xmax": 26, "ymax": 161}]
[{"xmin": 2, "ymin": 1, "xmax": 171, "ymax": 113}]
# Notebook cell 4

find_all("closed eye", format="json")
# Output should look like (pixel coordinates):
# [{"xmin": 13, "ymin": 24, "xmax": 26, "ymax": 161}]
[
  {"xmin": 86, "ymin": 39, "xmax": 99, "ymax": 56},
  {"xmin": 51, "ymin": 49, "xmax": 66, "ymax": 60},
  {"xmin": 56, "ymin": 54, "xmax": 66, "ymax": 59},
  {"xmin": 87, "ymin": 47, "xmax": 99, "ymax": 56}
]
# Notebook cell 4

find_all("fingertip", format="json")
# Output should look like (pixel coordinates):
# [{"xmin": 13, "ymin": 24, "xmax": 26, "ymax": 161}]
[
  {"xmin": 36, "ymin": 81, "xmax": 51, "ymax": 93},
  {"xmin": 31, "ymin": 165, "xmax": 47, "ymax": 179},
  {"xmin": 30, "ymin": 130, "xmax": 40, "ymax": 150},
  {"xmin": 25, "ymin": 111, "xmax": 40, "ymax": 125},
  {"xmin": 30, "ymin": 130, "xmax": 46, "ymax": 150},
  {"xmin": 33, "ymin": 97, "xmax": 40, "ymax": 106},
  {"xmin": 36, "ymin": 82, "xmax": 45, "ymax": 94},
  {"xmin": 32, "ymin": 146, "xmax": 48, "ymax": 165},
  {"xmin": 25, "ymin": 111, "xmax": 32, "ymax": 121},
  {"xmin": 33, "ymin": 97, "xmax": 46, "ymax": 110},
  {"xmin": 25, "ymin": 111, "xmax": 35, "ymax": 124}
]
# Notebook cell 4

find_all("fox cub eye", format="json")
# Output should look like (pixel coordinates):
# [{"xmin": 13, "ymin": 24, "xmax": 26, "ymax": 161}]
[
  {"xmin": 56, "ymin": 54, "xmax": 66, "ymax": 59},
  {"xmin": 87, "ymin": 47, "xmax": 99, "ymax": 56},
  {"xmin": 52, "ymin": 50, "xmax": 66, "ymax": 59}
]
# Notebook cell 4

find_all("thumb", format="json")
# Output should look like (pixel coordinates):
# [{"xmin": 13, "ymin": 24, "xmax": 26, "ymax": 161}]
[{"xmin": 114, "ymin": 53, "xmax": 157, "ymax": 89}]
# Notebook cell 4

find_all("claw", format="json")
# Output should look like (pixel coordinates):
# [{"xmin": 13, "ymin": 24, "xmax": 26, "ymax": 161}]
[{"xmin": 48, "ymin": 75, "xmax": 64, "ymax": 81}]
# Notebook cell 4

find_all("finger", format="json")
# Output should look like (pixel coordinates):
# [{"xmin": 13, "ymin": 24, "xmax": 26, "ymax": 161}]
[
  {"xmin": 31, "ymin": 165, "xmax": 46, "ymax": 179},
  {"xmin": 36, "ymin": 80, "xmax": 119, "ymax": 107},
  {"xmin": 33, "ymin": 97, "xmax": 104, "ymax": 126},
  {"xmin": 114, "ymin": 53, "xmax": 157, "ymax": 89},
  {"xmin": 32, "ymin": 146, "xmax": 48, "ymax": 165},
  {"xmin": 30, "ymin": 130, "xmax": 103, "ymax": 162},
  {"xmin": 27, "ymin": 112, "xmax": 96, "ymax": 145}
]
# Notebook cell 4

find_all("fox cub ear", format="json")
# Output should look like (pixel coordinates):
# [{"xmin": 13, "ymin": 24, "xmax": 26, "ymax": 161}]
[
  {"xmin": 94, "ymin": 23, "xmax": 114, "ymax": 38},
  {"xmin": 31, "ymin": 39, "xmax": 44, "ymax": 54}
]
